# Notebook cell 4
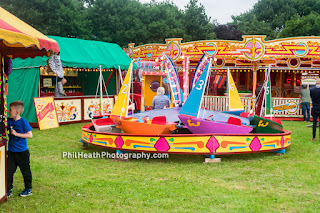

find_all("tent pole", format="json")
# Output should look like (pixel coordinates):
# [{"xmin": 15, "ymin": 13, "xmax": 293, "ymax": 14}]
[
  {"xmin": 118, "ymin": 65, "xmax": 123, "ymax": 85},
  {"xmin": 99, "ymin": 65, "xmax": 103, "ymax": 116}
]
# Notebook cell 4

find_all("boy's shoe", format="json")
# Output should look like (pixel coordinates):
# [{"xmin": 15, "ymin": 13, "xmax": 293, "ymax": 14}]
[
  {"xmin": 7, "ymin": 189, "xmax": 13, "ymax": 197},
  {"xmin": 19, "ymin": 188, "xmax": 32, "ymax": 197}
]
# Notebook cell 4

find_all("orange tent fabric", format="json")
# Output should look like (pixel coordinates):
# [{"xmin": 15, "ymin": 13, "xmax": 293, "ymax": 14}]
[{"xmin": 0, "ymin": 7, "xmax": 59, "ymax": 58}]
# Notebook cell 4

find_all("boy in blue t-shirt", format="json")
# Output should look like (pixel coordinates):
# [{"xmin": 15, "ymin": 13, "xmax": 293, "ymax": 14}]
[{"xmin": 7, "ymin": 101, "xmax": 33, "ymax": 197}]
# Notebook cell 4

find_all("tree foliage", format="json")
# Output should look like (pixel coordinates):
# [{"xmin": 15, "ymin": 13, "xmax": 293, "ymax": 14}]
[
  {"xmin": 232, "ymin": 0, "xmax": 320, "ymax": 40},
  {"xmin": 3, "ymin": 0, "xmax": 320, "ymax": 47},
  {"xmin": 214, "ymin": 24, "xmax": 243, "ymax": 40},
  {"xmin": 0, "ymin": 0, "xmax": 216, "ymax": 47},
  {"xmin": 0, "ymin": 0, "xmax": 90, "ymax": 38},
  {"xmin": 183, "ymin": 0, "xmax": 215, "ymax": 41},
  {"xmin": 280, "ymin": 12, "xmax": 320, "ymax": 38}
]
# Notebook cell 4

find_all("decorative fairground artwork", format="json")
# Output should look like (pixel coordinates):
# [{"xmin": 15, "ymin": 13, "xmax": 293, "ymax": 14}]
[
  {"xmin": 83, "ymin": 98, "xmax": 114, "ymax": 120},
  {"xmin": 33, "ymin": 97, "xmax": 59, "ymax": 130},
  {"xmin": 55, "ymin": 99, "xmax": 81, "ymax": 122},
  {"xmin": 0, "ymin": 146, "xmax": 6, "ymax": 200},
  {"xmin": 81, "ymin": 123, "xmax": 291, "ymax": 155},
  {"xmin": 301, "ymin": 73, "xmax": 318, "ymax": 85},
  {"xmin": 273, "ymin": 101, "xmax": 300, "ymax": 114},
  {"xmin": 130, "ymin": 36, "xmax": 320, "ymax": 62}
]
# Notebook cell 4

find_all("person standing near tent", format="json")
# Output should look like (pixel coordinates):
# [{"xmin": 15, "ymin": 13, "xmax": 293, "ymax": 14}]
[
  {"xmin": 300, "ymin": 84, "xmax": 311, "ymax": 122},
  {"xmin": 54, "ymin": 78, "xmax": 67, "ymax": 97},
  {"xmin": 310, "ymin": 78, "xmax": 320, "ymax": 141}
]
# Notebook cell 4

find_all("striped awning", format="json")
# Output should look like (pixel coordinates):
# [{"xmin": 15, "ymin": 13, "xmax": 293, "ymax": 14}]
[{"xmin": 0, "ymin": 7, "xmax": 59, "ymax": 59}]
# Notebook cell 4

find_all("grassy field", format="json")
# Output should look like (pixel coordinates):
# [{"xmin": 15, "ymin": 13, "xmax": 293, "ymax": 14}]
[{"xmin": 1, "ymin": 121, "xmax": 320, "ymax": 212}]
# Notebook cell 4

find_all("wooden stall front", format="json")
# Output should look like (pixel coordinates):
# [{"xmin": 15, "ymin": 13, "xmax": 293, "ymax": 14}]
[{"xmin": 54, "ymin": 95, "xmax": 114, "ymax": 124}]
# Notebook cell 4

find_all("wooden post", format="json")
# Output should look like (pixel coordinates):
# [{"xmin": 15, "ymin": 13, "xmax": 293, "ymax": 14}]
[
  {"xmin": 279, "ymin": 71, "xmax": 283, "ymax": 97},
  {"xmin": 0, "ymin": 52, "xmax": 8, "ymax": 203},
  {"xmin": 141, "ymin": 76, "xmax": 145, "ymax": 112},
  {"xmin": 252, "ymin": 62, "xmax": 259, "ymax": 110},
  {"xmin": 182, "ymin": 54, "xmax": 189, "ymax": 102}
]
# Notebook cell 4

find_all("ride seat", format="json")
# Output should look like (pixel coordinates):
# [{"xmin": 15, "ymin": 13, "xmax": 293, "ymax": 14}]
[
  {"xmin": 227, "ymin": 117, "xmax": 242, "ymax": 126},
  {"xmin": 151, "ymin": 116, "xmax": 167, "ymax": 125}
]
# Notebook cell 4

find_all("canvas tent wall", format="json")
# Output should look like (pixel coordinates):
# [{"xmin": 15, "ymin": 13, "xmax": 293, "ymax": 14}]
[{"xmin": 8, "ymin": 36, "xmax": 134, "ymax": 123}]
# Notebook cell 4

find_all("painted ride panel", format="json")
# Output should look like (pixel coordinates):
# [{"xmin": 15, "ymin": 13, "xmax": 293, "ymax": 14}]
[
  {"xmin": 111, "ymin": 116, "xmax": 176, "ymax": 135},
  {"xmin": 178, "ymin": 114, "xmax": 253, "ymax": 134},
  {"xmin": 82, "ymin": 123, "xmax": 291, "ymax": 155},
  {"xmin": 179, "ymin": 59, "xmax": 253, "ymax": 134},
  {"xmin": 132, "ymin": 108, "xmax": 250, "ymax": 125},
  {"xmin": 251, "ymin": 115, "xmax": 283, "ymax": 134}
]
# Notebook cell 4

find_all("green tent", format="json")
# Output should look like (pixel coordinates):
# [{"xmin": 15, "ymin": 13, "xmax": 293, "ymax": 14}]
[{"xmin": 8, "ymin": 36, "xmax": 134, "ymax": 123}]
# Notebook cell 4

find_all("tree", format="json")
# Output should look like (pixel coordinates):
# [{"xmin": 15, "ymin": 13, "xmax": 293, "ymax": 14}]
[
  {"xmin": 232, "ymin": 0, "xmax": 320, "ymax": 39},
  {"xmin": 0, "ymin": 0, "xmax": 217, "ymax": 47},
  {"xmin": 87, "ymin": 0, "xmax": 148, "ymax": 46},
  {"xmin": 0, "ymin": 0, "xmax": 90, "ymax": 38},
  {"xmin": 183, "ymin": 0, "xmax": 215, "ymax": 41},
  {"xmin": 142, "ymin": 1, "xmax": 185, "ymax": 44},
  {"xmin": 214, "ymin": 24, "xmax": 243, "ymax": 40},
  {"xmin": 232, "ymin": 13, "xmax": 277, "ymax": 39},
  {"xmin": 280, "ymin": 12, "xmax": 320, "ymax": 38}
]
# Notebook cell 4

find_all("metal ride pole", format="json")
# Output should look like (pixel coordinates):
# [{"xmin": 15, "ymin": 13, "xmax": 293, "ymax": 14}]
[{"xmin": 99, "ymin": 65, "xmax": 103, "ymax": 116}]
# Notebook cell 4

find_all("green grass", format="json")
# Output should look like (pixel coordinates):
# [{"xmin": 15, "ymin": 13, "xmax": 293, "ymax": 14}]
[{"xmin": 1, "ymin": 121, "xmax": 320, "ymax": 212}]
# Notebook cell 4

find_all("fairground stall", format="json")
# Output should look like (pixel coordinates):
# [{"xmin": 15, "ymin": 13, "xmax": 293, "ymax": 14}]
[
  {"xmin": 0, "ymin": 7, "xmax": 59, "ymax": 203},
  {"xmin": 8, "ymin": 36, "xmax": 134, "ymax": 126},
  {"xmin": 127, "ymin": 36, "xmax": 320, "ymax": 119}
]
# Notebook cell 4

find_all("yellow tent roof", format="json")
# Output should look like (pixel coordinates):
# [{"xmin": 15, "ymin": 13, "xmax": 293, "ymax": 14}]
[{"xmin": 0, "ymin": 7, "xmax": 59, "ymax": 58}]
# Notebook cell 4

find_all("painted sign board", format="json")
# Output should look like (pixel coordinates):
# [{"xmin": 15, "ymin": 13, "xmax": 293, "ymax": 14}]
[
  {"xmin": 301, "ymin": 73, "xmax": 318, "ymax": 85},
  {"xmin": 34, "ymin": 97, "xmax": 59, "ymax": 130}
]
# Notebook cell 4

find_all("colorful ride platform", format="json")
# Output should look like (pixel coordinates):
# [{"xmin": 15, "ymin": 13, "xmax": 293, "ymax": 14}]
[{"xmin": 81, "ymin": 123, "xmax": 291, "ymax": 157}]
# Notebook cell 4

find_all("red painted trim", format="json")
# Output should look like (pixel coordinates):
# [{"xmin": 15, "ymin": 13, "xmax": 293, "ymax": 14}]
[
  {"xmin": 30, "ymin": 122, "xmax": 38, "ymax": 128},
  {"xmin": 0, "ymin": 20, "xmax": 23, "ymax": 34},
  {"xmin": 59, "ymin": 121, "xmax": 83, "ymax": 125},
  {"xmin": 37, "ymin": 38, "xmax": 59, "ymax": 54},
  {"xmin": 0, "ymin": 195, "xmax": 7, "ymax": 203},
  {"xmin": 81, "ymin": 98, "xmax": 85, "ymax": 123},
  {"xmin": 54, "ymin": 95, "xmax": 115, "ymax": 101}
]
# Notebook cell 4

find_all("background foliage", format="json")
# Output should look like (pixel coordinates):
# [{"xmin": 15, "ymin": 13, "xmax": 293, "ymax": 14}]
[{"xmin": 1, "ymin": 0, "xmax": 320, "ymax": 46}]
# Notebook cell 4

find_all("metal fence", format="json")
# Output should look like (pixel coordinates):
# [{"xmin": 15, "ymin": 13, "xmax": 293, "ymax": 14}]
[{"xmin": 202, "ymin": 96, "xmax": 303, "ymax": 118}]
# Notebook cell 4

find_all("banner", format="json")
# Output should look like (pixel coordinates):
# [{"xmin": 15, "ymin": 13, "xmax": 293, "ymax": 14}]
[
  {"xmin": 301, "ymin": 73, "xmax": 318, "ymax": 85},
  {"xmin": 273, "ymin": 101, "xmax": 301, "ymax": 114},
  {"xmin": 34, "ymin": 97, "xmax": 59, "ymax": 130}
]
